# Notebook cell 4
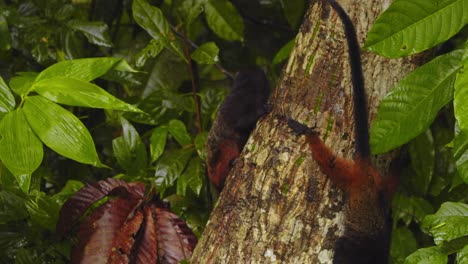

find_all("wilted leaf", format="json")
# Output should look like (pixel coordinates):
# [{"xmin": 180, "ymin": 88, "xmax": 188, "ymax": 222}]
[
  {"xmin": 204, "ymin": 0, "xmax": 244, "ymax": 41},
  {"xmin": 34, "ymin": 76, "xmax": 142, "ymax": 112},
  {"xmin": 108, "ymin": 210, "xmax": 144, "ymax": 263},
  {"xmin": 23, "ymin": 96, "xmax": 102, "ymax": 167},
  {"xmin": 71, "ymin": 197, "xmax": 141, "ymax": 263},
  {"xmin": 153, "ymin": 206, "xmax": 197, "ymax": 263},
  {"xmin": 133, "ymin": 206, "xmax": 158, "ymax": 263},
  {"xmin": 365, "ymin": 0, "xmax": 468, "ymax": 58},
  {"xmin": 56, "ymin": 178, "xmax": 145, "ymax": 237}
]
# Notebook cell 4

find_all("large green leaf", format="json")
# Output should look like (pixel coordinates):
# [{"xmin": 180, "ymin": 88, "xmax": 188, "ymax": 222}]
[
  {"xmin": 0, "ymin": 76, "xmax": 15, "ymax": 115},
  {"xmin": 422, "ymin": 202, "xmax": 468, "ymax": 246},
  {"xmin": 454, "ymin": 64, "xmax": 468, "ymax": 183},
  {"xmin": 454, "ymin": 126, "xmax": 468, "ymax": 183},
  {"xmin": 370, "ymin": 50, "xmax": 464, "ymax": 154},
  {"xmin": 132, "ymin": 0, "xmax": 170, "ymax": 40},
  {"xmin": 403, "ymin": 247, "xmax": 447, "ymax": 264},
  {"xmin": 0, "ymin": 191, "xmax": 28, "ymax": 223},
  {"xmin": 112, "ymin": 117, "xmax": 147, "ymax": 175},
  {"xmin": 0, "ymin": 14, "xmax": 10, "ymax": 51},
  {"xmin": 204, "ymin": 0, "xmax": 244, "ymax": 41},
  {"xmin": 191, "ymin": 42, "xmax": 219, "ymax": 65},
  {"xmin": 23, "ymin": 96, "xmax": 102, "ymax": 167},
  {"xmin": 0, "ymin": 110, "xmax": 43, "ymax": 183},
  {"xmin": 154, "ymin": 148, "xmax": 193, "ymax": 192},
  {"xmin": 9, "ymin": 72, "xmax": 38, "ymax": 97},
  {"xmin": 67, "ymin": 20, "xmax": 112, "ymax": 47},
  {"xmin": 408, "ymin": 130, "xmax": 435, "ymax": 195},
  {"xmin": 177, "ymin": 157, "xmax": 204, "ymax": 196},
  {"xmin": 458, "ymin": 245, "xmax": 468, "ymax": 264},
  {"xmin": 390, "ymin": 226, "xmax": 418, "ymax": 264},
  {"xmin": 35, "ymin": 57, "xmax": 122, "ymax": 82},
  {"xmin": 365, "ymin": 0, "xmax": 468, "ymax": 58},
  {"xmin": 168, "ymin": 119, "xmax": 192, "ymax": 146},
  {"xmin": 150, "ymin": 126, "xmax": 168, "ymax": 163},
  {"xmin": 33, "ymin": 77, "xmax": 142, "ymax": 112}
]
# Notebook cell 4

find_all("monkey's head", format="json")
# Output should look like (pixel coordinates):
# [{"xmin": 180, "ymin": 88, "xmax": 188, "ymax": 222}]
[{"xmin": 207, "ymin": 139, "xmax": 240, "ymax": 191}]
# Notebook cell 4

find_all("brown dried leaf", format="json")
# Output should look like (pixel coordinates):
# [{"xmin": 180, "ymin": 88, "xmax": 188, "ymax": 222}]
[
  {"xmin": 57, "ymin": 178, "xmax": 145, "ymax": 237},
  {"xmin": 132, "ymin": 206, "xmax": 158, "ymax": 264},
  {"xmin": 71, "ymin": 196, "xmax": 141, "ymax": 264},
  {"xmin": 108, "ymin": 210, "xmax": 144, "ymax": 263},
  {"xmin": 153, "ymin": 206, "xmax": 198, "ymax": 264}
]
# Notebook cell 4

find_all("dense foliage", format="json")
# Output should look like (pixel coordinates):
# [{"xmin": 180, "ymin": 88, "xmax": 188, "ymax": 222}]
[{"xmin": 0, "ymin": 0, "xmax": 466, "ymax": 263}]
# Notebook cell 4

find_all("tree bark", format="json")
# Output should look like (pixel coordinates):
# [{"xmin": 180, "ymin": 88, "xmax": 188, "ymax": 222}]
[{"xmin": 192, "ymin": 0, "xmax": 422, "ymax": 263}]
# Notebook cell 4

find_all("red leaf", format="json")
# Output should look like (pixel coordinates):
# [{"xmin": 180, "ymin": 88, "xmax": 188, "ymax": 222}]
[
  {"xmin": 108, "ymin": 210, "xmax": 144, "ymax": 263},
  {"xmin": 57, "ymin": 178, "xmax": 145, "ymax": 237},
  {"xmin": 153, "ymin": 206, "xmax": 198, "ymax": 264},
  {"xmin": 132, "ymin": 206, "xmax": 158, "ymax": 264},
  {"xmin": 71, "ymin": 196, "xmax": 141, "ymax": 264}
]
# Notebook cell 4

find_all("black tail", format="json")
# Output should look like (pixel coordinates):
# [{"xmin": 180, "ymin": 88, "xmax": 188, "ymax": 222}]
[{"xmin": 326, "ymin": 0, "xmax": 370, "ymax": 159}]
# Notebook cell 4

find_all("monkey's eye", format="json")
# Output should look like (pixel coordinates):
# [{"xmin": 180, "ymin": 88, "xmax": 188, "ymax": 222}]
[{"xmin": 229, "ymin": 158, "xmax": 237, "ymax": 168}]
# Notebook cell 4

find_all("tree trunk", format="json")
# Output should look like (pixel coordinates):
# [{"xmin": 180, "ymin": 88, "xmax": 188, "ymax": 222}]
[{"xmin": 192, "ymin": 0, "xmax": 422, "ymax": 262}]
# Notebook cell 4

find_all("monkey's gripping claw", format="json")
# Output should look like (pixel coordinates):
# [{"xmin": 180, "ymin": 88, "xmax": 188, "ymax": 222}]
[{"xmin": 287, "ymin": 118, "xmax": 314, "ymax": 136}]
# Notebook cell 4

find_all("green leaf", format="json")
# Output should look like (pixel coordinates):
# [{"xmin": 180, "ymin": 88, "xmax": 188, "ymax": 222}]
[
  {"xmin": 422, "ymin": 202, "xmax": 468, "ymax": 246},
  {"xmin": 408, "ymin": 130, "xmax": 435, "ymax": 195},
  {"xmin": 390, "ymin": 226, "xmax": 418, "ymax": 264},
  {"xmin": 0, "ymin": 191, "xmax": 28, "ymax": 222},
  {"xmin": 454, "ymin": 63, "xmax": 468, "ymax": 131},
  {"xmin": 33, "ymin": 77, "xmax": 142, "ymax": 112},
  {"xmin": 403, "ymin": 247, "xmax": 447, "ymax": 264},
  {"xmin": 168, "ymin": 119, "xmax": 192, "ymax": 146},
  {"xmin": 280, "ymin": 0, "xmax": 305, "ymax": 29},
  {"xmin": 194, "ymin": 132, "xmax": 207, "ymax": 160},
  {"xmin": 370, "ymin": 50, "xmax": 464, "ymax": 154},
  {"xmin": 457, "ymin": 245, "xmax": 468, "ymax": 264},
  {"xmin": 112, "ymin": 117, "xmax": 147, "ymax": 175},
  {"xmin": 454, "ymin": 126, "xmax": 468, "ymax": 183},
  {"xmin": 67, "ymin": 20, "xmax": 112, "ymax": 47},
  {"xmin": 392, "ymin": 193, "xmax": 434, "ymax": 225},
  {"xmin": 25, "ymin": 191, "xmax": 60, "ymax": 230},
  {"xmin": 0, "ymin": 110, "xmax": 43, "ymax": 186},
  {"xmin": 9, "ymin": 72, "xmax": 38, "ymax": 97},
  {"xmin": 0, "ymin": 76, "xmax": 15, "ymax": 116},
  {"xmin": 150, "ymin": 126, "xmax": 168, "ymax": 163},
  {"xmin": 154, "ymin": 148, "xmax": 193, "ymax": 192},
  {"xmin": 365, "ymin": 0, "xmax": 468, "ymax": 58},
  {"xmin": 135, "ymin": 39, "xmax": 165, "ymax": 68},
  {"xmin": 177, "ymin": 0, "xmax": 205, "ymax": 27},
  {"xmin": 36, "ymin": 57, "xmax": 122, "ymax": 82},
  {"xmin": 177, "ymin": 157, "xmax": 204, "ymax": 196},
  {"xmin": 204, "ymin": 0, "xmax": 244, "ymax": 41},
  {"xmin": 191, "ymin": 42, "xmax": 219, "ymax": 65},
  {"xmin": 0, "ymin": 15, "xmax": 10, "ymax": 51},
  {"xmin": 23, "ymin": 96, "xmax": 102, "ymax": 167},
  {"xmin": 454, "ymin": 64, "xmax": 468, "ymax": 183},
  {"xmin": 132, "ymin": 0, "xmax": 170, "ymax": 40},
  {"xmin": 273, "ymin": 38, "xmax": 295, "ymax": 65}
]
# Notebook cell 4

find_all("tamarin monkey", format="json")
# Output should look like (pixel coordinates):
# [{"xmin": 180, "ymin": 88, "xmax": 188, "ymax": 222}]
[
  {"xmin": 206, "ymin": 67, "xmax": 270, "ymax": 191},
  {"xmin": 288, "ymin": 0, "xmax": 398, "ymax": 263}
]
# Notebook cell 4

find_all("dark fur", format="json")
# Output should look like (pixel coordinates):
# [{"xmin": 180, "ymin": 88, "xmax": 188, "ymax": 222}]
[{"xmin": 206, "ymin": 68, "xmax": 270, "ymax": 190}]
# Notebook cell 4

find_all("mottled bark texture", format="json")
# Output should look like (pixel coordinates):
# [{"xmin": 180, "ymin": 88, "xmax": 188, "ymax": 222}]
[{"xmin": 192, "ymin": 0, "xmax": 421, "ymax": 263}]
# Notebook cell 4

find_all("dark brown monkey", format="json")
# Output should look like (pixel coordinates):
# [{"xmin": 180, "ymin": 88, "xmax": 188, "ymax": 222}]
[
  {"xmin": 288, "ymin": 1, "xmax": 398, "ymax": 263},
  {"xmin": 206, "ymin": 67, "xmax": 270, "ymax": 191}
]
